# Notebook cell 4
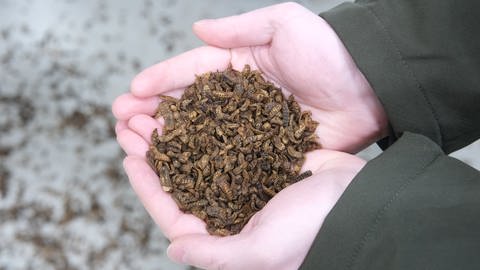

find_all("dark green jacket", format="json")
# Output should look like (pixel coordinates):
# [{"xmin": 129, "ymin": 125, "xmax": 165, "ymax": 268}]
[{"xmin": 302, "ymin": 0, "xmax": 480, "ymax": 269}]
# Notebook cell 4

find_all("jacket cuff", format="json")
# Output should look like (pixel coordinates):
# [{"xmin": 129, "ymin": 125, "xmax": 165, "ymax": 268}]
[
  {"xmin": 300, "ymin": 132, "xmax": 443, "ymax": 269},
  {"xmin": 320, "ymin": 3, "xmax": 442, "ymax": 148}
]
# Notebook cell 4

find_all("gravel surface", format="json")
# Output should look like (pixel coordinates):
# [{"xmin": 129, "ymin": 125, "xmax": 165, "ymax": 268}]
[{"xmin": 1, "ymin": 0, "xmax": 478, "ymax": 269}]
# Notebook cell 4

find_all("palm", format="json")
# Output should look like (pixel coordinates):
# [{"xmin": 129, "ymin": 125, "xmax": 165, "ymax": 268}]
[
  {"xmin": 121, "ymin": 129, "xmax": 364, "ymax": 269},
  {"xmin": 251, "ymin": 30, "xmax": 379, "ymax": 153},
  {"xmin": 225, "ymin": 43, "xmax": 372, "ymax": 153},
  {"xmin": 116, "ymin": 112, "xmax": 350, "ymax": 241}
]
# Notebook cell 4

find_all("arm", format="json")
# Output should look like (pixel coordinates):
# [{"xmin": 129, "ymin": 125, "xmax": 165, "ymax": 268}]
[
  {"xmin": 302, "ymin": 1, "xmax": 480, "ymax": 268},
  {"xmin": 322, "ymin": 0, "xmax": 480, "ymax": 153},
  {"xmin": 301, "ymin": 132, "xmax": 480, "ymax": 270}
]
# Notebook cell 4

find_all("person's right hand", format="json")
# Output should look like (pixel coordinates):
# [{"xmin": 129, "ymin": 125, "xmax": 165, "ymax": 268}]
[
  {"xmin": 114, "ymin": 2, "xmax": 388, "ymax": 154},
  {"xmin": 122, "ymin": 143, "xmax": 365, "ymax": 270}
]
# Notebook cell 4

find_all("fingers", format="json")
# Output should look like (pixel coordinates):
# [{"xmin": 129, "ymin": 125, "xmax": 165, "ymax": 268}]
[
  {"xmin": 116, "ymin": 129, "xmax": 149, "ymax": 157},
  {"xmin": 123, "ymin": 156, "xmax": 207, "ymax": 240},
  {"xmin": 167, "ymin": 234, "xmax": 246, "ymax": 270},
  {"xmin": 115, "ymin": 120, "xmax": 128, "ymax": 134},
  {"xmin": 192, "ymin": 2, "xmax": 304, "ymax": 48},
  {"xmin": 302, "ymin": 149, "xmax": 364, "ymax": 174},
  {"xmin": 130, "ymin": 46, "xmax": 231, "ymax": 97},
  {"xmin": 112, "ymin": 93, "xmax": 159, "ymax": 120},
  {"xmin": 123, "ymin": 156, "xmax": 179, "ymax": 236},
  {"xmin": 127, "ymin": 114, "xmax": 164, "ymax": 143}
]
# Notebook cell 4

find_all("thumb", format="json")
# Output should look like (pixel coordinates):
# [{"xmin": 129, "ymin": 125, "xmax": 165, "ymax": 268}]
[
  {"xmin": 167, "ymin": 234, "xmax": 247, "ymax": 270},
  {"xmin": 193, "ymin": 2, "xmax": 302, "ymax": 48}
]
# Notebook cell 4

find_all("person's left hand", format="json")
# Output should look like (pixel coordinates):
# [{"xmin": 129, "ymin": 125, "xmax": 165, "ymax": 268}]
[
  {"xmin": 112, "ymin": 3, "xmax": 388, "ymax": 154},
  {"xmin": 119, "ymin": 116, "xmax": 365, "ymax": 269}
]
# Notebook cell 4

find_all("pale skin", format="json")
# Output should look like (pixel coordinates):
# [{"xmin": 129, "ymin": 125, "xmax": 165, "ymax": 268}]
[{"xmin": 112, "ymin": 2, "xmax": 388, "ymax": 269}]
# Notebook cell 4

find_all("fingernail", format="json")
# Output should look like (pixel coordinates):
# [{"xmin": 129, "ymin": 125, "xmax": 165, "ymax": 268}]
[{"xmin": 167, "ymin": 244, "xmax": 186, "ymax": 264}]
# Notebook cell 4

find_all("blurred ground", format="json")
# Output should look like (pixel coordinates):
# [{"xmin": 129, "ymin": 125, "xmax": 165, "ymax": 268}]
[{"xmin": 0, "ymin": 0, "xmax": 478, "ymax": 269}]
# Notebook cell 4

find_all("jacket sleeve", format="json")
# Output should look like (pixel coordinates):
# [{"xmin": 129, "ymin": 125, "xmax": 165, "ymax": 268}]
[
  {"xmin": 321, "ymin": 0, "xmax": 480, "ymax": 154},
  {"xmin": 301, "ymin": 1, "xmax": 480, "ymax": 269},
  {"xmin": 301, "ymin": 132, "xmax": 480, "ymax": 270}
]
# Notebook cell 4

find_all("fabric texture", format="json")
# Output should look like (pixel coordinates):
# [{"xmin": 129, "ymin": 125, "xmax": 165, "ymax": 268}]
[
  {"xmin": 301, "ymin": 133, "xmax": 480, "ymax": 269},
  {"xmin": 322, "ymin": 0, "xmax": 480, "ymax": 154},
  {"xmin": 301, "ymin": 1, "xmax": 480, "ymax": 269}
]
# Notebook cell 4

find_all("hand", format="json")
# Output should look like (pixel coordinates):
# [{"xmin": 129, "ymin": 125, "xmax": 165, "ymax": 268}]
[
  {"xmin": 122, "ymin": 142, "xmax": 365, "ymax": 269},
  {"xmin": 113, "ymin": 2, "xmax": 388, "ymax": 154},
  {"xmin": 112, "ymin": 2, "xmax": 374, "ymax": 269}
]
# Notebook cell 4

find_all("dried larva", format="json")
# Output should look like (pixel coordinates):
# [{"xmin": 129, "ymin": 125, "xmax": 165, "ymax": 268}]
[
  {"xmin": 295, "ymin": 170, "xmax": 313, "ymax": 182},
  {"xmin": 146, "ymin": 64, "xmax": 320, "ymax": 236}
]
